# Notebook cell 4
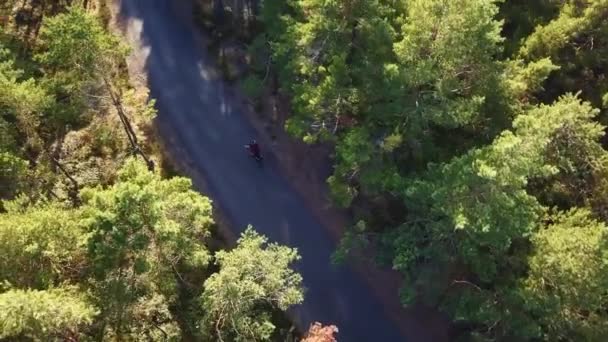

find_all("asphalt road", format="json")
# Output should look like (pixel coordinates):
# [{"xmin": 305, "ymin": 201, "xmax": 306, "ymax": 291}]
[{"xmin": 118, "ymin": 1, "xmax": 406, "ymax": 341}]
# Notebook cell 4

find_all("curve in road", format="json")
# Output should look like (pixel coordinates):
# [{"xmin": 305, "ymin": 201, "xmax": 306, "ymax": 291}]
[{"xmin": 118, "ymin": 1, "xmax": 407, "ymax": 341}]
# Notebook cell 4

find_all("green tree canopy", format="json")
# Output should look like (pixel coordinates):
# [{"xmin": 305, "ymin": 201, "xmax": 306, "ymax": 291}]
[
  {"xmin": 81, "ymin": 159, "xmax": 213, "ymax": 339},
  {"xmin": 269, "ymin": 0, "xmax": 510, "ymax": 207},
  {"xmin": 0, "ymin": 288, "xmax": 95, "ymax": 341},
  {"xmin": 252, "ymin": 0, "xmax": 608, "ymax": 339},
  {"xmin": 0, "ymin": 202, "xmax": 86, "ymax": 289},
  {"xmin": 200, "ymin": 227, "xmax": 303, "ymax": 341},
  {"xmin": 0, "ymin": 160, "xmax": 217, "ymax": 340},
  {"xmin": 393, "ymin": 0, "xmax": 504, "ymax": 127},
  {"xmin": 35, "ymin": 6, "xmax": 129, "ymax": 127},
  {"xmin": 0, "ymin": 42, "xmax": 51, "ymax": 152},
  {"xmin": 388, "ymin": 95, "xmax": 605, "ymax": 339},
  {"xmin": 522, "ymin": 208, "xmax": 608, "ymax": 340},
  {"xmin": 36, "ymin": 6, "xmax": 127, "ymax": 80}
]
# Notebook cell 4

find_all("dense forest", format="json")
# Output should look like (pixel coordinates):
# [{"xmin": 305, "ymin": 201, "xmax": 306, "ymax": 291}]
[
  {"xmin": 0, "ymin": 1, "xmax": 320, "ymax": 341},
  {"xmin": 3, "ymin": 0, "xmax": 608, "ymax": 341},
  {"xmin": 203, "ymin": 0, "xmax": 608, "ymax": 340}
]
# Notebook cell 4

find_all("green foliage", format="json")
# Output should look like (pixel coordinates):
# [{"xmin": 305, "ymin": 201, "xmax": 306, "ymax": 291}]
[
  {"xmin": 0, "ymin": 202, "xmax": 86, "ymax": 289},
  {"xmin": 2, "ymin": 6, "xmax": 309, "ymax": 342},
  {"xmin": 522, "ymin": 208, "xmax": 608, "ymax": 340},
  {"xmin": 201, "ymin": 227, "xmax": 303, "ymax": 341},
  {"xmin": 258, "ymin": 0, "xmax": 290, "ymax": 40},
  {"xmin": 277, "ymin": 0, "xmax": 398, "ymax": 139},
  {"xmin": 327, "ymin": 174, "xmax": 356, "ymax": 208},
  {"xmin": 0, "ymin": 152, "xmax": 28, "ymax": 200},
  {"xmin": 387, "ymin": 95, "xmax": 607, "ymax": 339},
  {"xmin": 504, "ymin": 58, "xmax": 560, "ymax": 102},
  {"xmin": 332, "ymin": 220, "xmax": 369, "ymax": 264},
  {"xmin": 0, "ymin": 159, "xmax": 219, "ymax": 340},
  {"xmin": 519, "ymin": 0, "xmax": 608, "ymax": 61},
  {"xmin": 261, "ymin": 0, "xmax": 608, "ymax": 336},
  {"xmin": 530, "ymin": 97, "xmax": 608, "ymax": 217},
  {"xmin": 81, "ymin": 158, "xmax": 213, "ymax": 338},
  {"xmin": 241, "ymin": 74, "xmax": 264, "ymax": 100},
  {"xmin": 1, "ymin": 6, "xmax": 306, "ymax": 336},
  {"xmin": 5, "ymin": 0, "xmax": 608, "ymax": 340},
  {"xmin": 0, "ymin": 288, "xmax": 95, "ymax": 340},
  {"xmin": 518, "ymin": 2, "xmax": 583, "ymax": 60},
  {"xmin": 516, "ymin": 0, "xmax": 608, "ymax": 107},
  {"xmin": 0, "ymin": 42, "xmax": 52, "ymax": 151},
  {"xmin": 393, "ymin": 0, "xmax": 504, "ymax": 127},
  {"xmin": 36, "ymin": 6, "xmax": 127, "ymax": 79},
  {"xmin": 122, "ymin": 88, "xmax": 158, "ymax": 121},
  {"xmin": 35, "ymin": 6, "xmax": 129, "ymax": 127},
  {"xmin": 497, "ymin": 0, "xmax": 562, "ymax": 56},
  {"xmin": 267, "ymin": 0, "xmax": 510, "ymax": 207},
  {"xmin": 0, "ymin": 5, "xmax": 143, "ymax": 206}
]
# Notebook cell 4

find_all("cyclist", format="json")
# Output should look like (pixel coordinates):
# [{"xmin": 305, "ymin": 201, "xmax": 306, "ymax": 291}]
[{"xmin": 245, "ymin": 139, "xmax": 261, "ymax": 160}]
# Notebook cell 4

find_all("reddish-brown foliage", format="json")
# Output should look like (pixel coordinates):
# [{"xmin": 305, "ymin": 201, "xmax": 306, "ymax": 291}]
[{"xmin": 302, "ymin": 322, "xmax": 339, "ymax": 342}]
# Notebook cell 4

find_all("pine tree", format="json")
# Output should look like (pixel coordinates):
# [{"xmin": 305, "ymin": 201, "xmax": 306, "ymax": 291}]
[{"xmin": 200, "ymin": 227, "xmax": 303, "ymax": 341}]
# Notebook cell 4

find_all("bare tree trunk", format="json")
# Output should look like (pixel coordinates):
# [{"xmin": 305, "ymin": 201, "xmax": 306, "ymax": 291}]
[
  {"xmin": 51, "ymin": 157, "xmax": 81, "ymax": 206},
  {"xmin": 103, "ymin": 77, "xmax": 155, "ymax": 171}
]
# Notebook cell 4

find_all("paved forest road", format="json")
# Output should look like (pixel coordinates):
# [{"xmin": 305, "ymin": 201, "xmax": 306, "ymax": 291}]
[{"xmin": 118, "ymin": 1, "xmax": 406, "ymax": 341}]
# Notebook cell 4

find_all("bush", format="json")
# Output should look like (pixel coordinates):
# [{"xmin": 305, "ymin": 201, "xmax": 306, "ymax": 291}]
[{"xmin": 241, "ymin": 74, "xmax": 264, "ymax": 100}]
